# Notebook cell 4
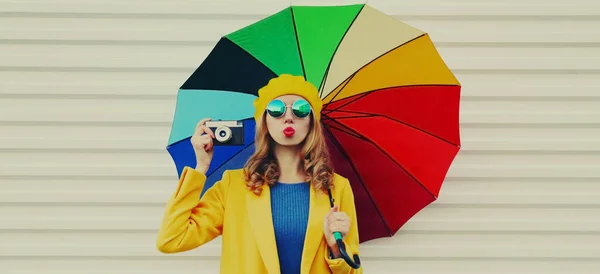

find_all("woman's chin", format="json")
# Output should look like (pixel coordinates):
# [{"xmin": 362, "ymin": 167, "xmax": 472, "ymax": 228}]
[{"xmin": 272, "ymin": 135, "xmax": 304, "ymax": 147}]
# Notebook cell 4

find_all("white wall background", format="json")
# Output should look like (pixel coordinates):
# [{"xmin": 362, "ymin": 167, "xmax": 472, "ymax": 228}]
[{"xmin": 1, "ymin": 0, "xmax": 600, "ymax": 273}]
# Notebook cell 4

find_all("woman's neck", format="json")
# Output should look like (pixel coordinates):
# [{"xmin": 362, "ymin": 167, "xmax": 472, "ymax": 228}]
[{"xmin": 273, "ymin": 144, "xmax": 306, "ymax": 184}]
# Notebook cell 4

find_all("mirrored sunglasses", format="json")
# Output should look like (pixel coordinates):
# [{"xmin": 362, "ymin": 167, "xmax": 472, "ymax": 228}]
[{"xmin": 266, "ymin": 99, "xmax": 312, "ymax": 119}]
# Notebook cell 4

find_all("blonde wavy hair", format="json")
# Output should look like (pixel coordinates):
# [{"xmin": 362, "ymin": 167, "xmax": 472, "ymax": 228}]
[{"xmin": 242, "ymin": 112, "xmax": 334, "ymax": 195}]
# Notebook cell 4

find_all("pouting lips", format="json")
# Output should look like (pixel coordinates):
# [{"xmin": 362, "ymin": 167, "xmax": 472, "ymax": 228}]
[{"xmin": 283, "ymin": 127, "xmax": 295, "ymax": 137}]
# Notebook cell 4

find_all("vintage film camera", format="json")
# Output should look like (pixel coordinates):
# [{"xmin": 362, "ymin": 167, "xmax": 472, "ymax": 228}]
[{"xmin": 205, "ymin": 120, "xmax": 245, "ymax": 146}]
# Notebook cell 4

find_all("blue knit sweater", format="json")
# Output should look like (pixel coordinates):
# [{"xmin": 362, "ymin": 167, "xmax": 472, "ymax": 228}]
[{"xmin": 270, "ymin": 181, "xmax": 310, "ymax": 274}]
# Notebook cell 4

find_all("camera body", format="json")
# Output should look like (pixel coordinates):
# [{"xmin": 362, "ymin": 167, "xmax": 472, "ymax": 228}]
[{"xmin": 205, "ymin": 120, "xmax": 245, "ymax": 146}]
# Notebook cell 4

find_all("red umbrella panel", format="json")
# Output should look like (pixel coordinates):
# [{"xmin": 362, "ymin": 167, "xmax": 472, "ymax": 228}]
[{"xmin": 323, "ymin": 85, "xmax": 461, "ymax": 242}]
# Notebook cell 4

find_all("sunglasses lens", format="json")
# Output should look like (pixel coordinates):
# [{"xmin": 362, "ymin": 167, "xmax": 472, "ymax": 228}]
[
  {"xmin": 266, "ymin": 99, "xmax": 285, "ymax": 117},
  {"xmin": 292, "ymin": 99, "xmax": 311, "ymax": 118}
]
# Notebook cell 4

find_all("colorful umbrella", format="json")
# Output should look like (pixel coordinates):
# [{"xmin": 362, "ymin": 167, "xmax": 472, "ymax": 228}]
[{"xmin": 167, "ymin": 3, "xmax": 461, "ymax": 246}]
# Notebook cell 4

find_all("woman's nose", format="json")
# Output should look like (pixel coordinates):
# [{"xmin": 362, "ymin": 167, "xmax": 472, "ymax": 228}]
[{"xmin": 283, "ymin": 109, "xmax": 294, "ymax": 122}]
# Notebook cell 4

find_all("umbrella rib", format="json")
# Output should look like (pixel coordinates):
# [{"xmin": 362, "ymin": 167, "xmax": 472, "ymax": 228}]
[
  {"xmin": 322, "ymin": 112, "xmax": 370, "ymax": 143},
  {"xmin": 328, "ymin": 109, "xmax": 460, "ymax": 147},
  {"xmin": 225, "ymin": 36, "xmax": 279, "ymax": 77},
  {"xmin": 324, "ymin": 33, "xmax": 427, "ymax": 102},
  {"xmin": 323, "ymin": 90, "xmax": 368, "ymax": 114},
  {"xmin": 323, "ymin": 125, "xmax": 394, "ymax": 237},
  {"xmin": 322, "ymin": 118, "xmax": 368, "ymax": 141},
  {"xmin": 318, "ymin": 5, "xmax": 366, "ymax": 97},
  {"xmin": 206, "ymin": 141, "xmax": 256, "ymax": 178},
  {"xmin": 322, "ymin": 113, "xmax": 376, "ymax": 121},
  {"xmin": 323, "ymin": 71, "xmax": 357, "ymax": 102},
  {"xmin": 290, "ymin": 8, "xmax": 307, "ymax": 80},
  {"xmin": 323, "ymin": 83, "xmax": 460, "ymax": 115},
  {"xmin": 325, "ymin": 119, "xmax": 438, "ymax": 201}
]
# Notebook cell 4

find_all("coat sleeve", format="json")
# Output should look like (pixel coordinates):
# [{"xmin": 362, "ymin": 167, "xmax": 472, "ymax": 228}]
[
  {"xmin": 156, "ymin": 166, "xmax": 231, "ymax": 253},
  {"xmin": 326, "ymin": 177, "xmax": 364, "ymax": 274}
]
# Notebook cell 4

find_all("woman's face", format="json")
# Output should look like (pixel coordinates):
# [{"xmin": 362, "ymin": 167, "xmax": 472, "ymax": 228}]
[{"xmin": 265, "ymin": 94, "xmax": 312, "ymax": 147}]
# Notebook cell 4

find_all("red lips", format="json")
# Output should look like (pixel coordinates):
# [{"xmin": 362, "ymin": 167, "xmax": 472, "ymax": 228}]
[{"xmin": 283, "ymin": 127, "xmax": 295, "ymax": 137}]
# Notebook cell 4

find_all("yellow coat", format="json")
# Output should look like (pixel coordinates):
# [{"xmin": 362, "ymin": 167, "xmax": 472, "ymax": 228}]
[{"xmin": 156, "ymin": 166, "xmax": 363, "ymax": 274}]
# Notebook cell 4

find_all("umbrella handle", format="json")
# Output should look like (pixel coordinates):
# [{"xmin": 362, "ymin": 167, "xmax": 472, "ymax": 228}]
[
  {"xmin": 333, "ymin": 231, "xmax": 361, "ymax": 269},
  {"xmin": 327, "ymin": 188, "xmax": 362, "ymax": 269}
]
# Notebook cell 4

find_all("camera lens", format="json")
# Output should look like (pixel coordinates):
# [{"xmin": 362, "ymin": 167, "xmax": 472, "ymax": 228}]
[{"xmin": 215, "ymin": 126, "xmax": 232, "ymax": 143}]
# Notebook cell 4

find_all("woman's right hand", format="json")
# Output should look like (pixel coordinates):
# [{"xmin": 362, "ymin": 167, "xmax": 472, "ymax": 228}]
[{"xmin": 191, "ymin": 118, "xmax": 215, "ymax": 174}]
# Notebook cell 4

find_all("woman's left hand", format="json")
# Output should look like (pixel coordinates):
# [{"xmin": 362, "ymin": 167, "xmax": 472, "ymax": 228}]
[{"xmin": 323, "ymin": 205, "xmax": 351, "ymax": 252}]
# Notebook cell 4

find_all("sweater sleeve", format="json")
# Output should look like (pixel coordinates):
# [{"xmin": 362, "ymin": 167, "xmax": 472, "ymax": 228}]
[
  {"xmin": 325, "ymin": 177, "xmax": 364, "ymax": 274},
  {"xmin": 156, "ymin": 166, "xmax": 230, "ymax": 253}
]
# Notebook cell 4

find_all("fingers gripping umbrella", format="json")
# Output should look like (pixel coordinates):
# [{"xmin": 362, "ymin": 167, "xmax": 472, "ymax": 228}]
[{"xmin": 166, "ymin": 4, "xmax": 461, "ymax": 268}]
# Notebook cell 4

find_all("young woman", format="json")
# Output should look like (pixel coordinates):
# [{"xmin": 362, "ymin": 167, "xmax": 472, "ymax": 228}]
[{"xmin": 156, "ymin": 74, "xmax": 363, "ymax": 274}]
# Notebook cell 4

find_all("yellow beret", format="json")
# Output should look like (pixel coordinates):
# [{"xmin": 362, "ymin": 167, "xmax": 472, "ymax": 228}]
[{"xmin": 253, "ymin": 74, "xmax": 323, "ymax": 122}]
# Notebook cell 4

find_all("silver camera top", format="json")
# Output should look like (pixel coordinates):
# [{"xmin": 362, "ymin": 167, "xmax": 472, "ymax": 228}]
[
  {"xmin": 206, "ymin": 120, "xmax": 242, "ymax": 143},
  {"xmin": 205, "ymin": 120, "xmax": 242, "ymax": 128}
]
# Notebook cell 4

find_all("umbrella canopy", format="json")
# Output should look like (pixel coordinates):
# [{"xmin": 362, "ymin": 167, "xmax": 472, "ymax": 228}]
[{"xmin": 166, "ymin": 4, "xmax": 461, "ymax": 243}]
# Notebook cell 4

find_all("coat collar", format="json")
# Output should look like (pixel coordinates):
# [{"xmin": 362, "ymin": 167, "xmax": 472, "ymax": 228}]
[{"xmin": 246, "ymin": 182, "xmax": 331, "ymax": 274}]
